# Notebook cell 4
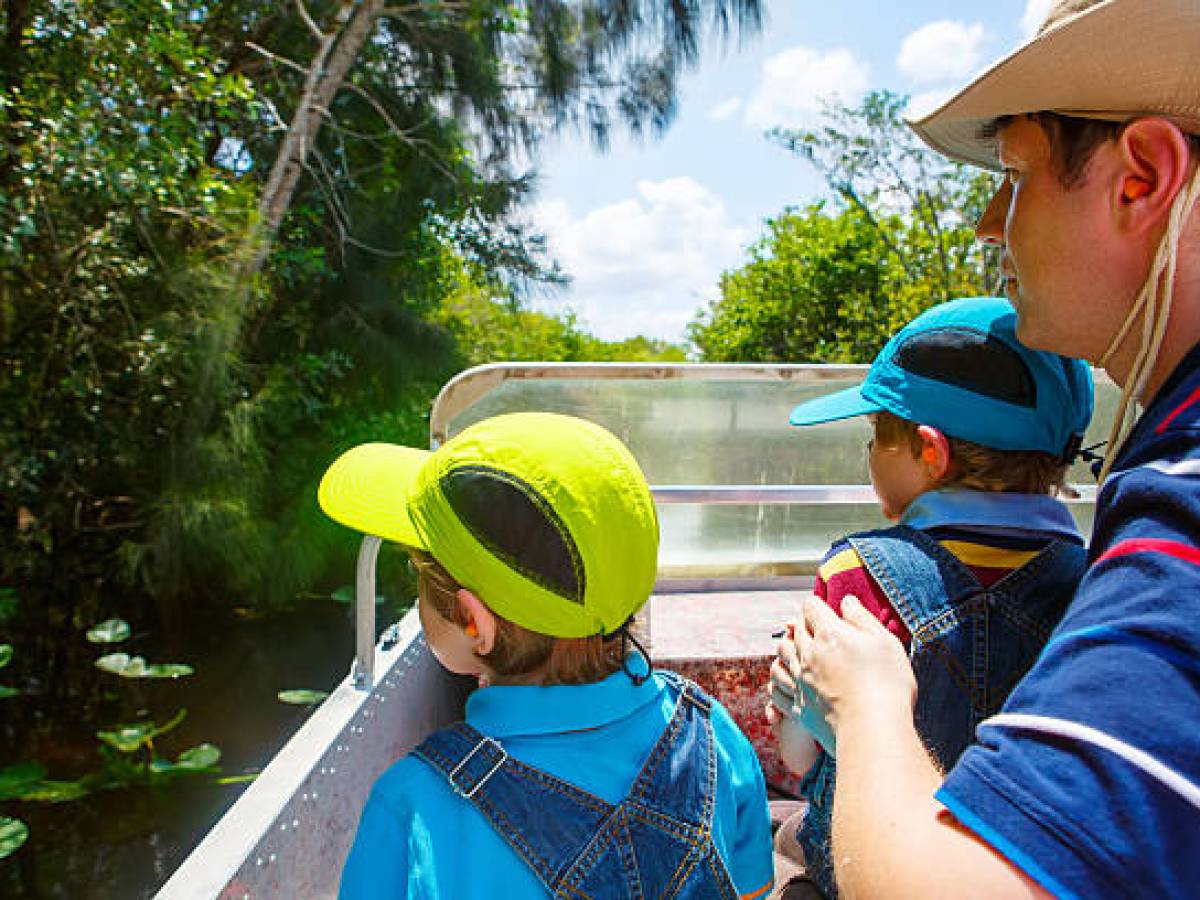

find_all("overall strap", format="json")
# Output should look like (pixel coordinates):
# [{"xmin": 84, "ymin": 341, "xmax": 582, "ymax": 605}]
[
  {"xmin": 556, "ymin": 671, "xmax": 738, "ymax": 900},
  {"xmin": 970, "ymin": 537, "xmax": 1089, "ymax": 649},
  {"xmin": 413, "ymin": 722, "xmax": 615, "ymax": 891},
  {"xmin": 847, "ymin": 525, "xmax": 982, "ymax": 648}
]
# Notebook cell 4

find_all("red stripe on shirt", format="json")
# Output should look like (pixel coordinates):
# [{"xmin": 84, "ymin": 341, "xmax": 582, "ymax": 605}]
[
  {"xmin": 1097, "ymin": 538, "xmax": 1200, "ymax": 567},
  {"xmin": 1155, "ymin": 386, "xmax": 1200, "ymax": 434}
]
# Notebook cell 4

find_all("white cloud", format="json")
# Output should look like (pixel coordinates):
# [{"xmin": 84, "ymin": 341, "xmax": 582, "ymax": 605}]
[
  {"xmin": 744, "ymin": 46, "xmax": 870, "ymax": 129},
  {"xmin": 532, "ymin": 178, "xmax": 751, "ymax": 342},
  {"xmin": 907, "ymin": 87, "xmax": 956, "ymax": 120},
  {"xmin": 710, "ymin": 97, "xmax": 743, "ymax": 122},
  {"xmin": 897, "ymin": 20, "xmax": 987, "ymax": 84},
  {"xmin": 1021, "ymin": 0, "xmax": 1055, "ymax": 39}
]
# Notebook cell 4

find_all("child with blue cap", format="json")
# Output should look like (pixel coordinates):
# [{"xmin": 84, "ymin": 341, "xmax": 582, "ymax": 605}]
[{"xmin": 767, "ymin": 297, "xmax": 1094, "ymax": 898}]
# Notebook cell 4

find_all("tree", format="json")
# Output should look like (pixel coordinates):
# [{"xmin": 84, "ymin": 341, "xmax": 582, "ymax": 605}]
[
  {"xmin": 691, "ymin": 203, "xmax": 917, "ymax": 362},
  {"xmin": 434, "ymin": 257, "xmax": 687, "ymax": 363},
  {"xmin": 771, "ymin": 90, "xmax": 999, "ymax": 303},
  {"xmin": 691, "ymin": 92, "xmax": 997, "ymax": 363},
  {"xmin": 231, "ymin": 0, "xmax": 764, "ymax": 276}
]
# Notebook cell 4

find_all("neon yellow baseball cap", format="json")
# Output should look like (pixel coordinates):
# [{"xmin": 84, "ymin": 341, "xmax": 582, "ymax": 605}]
[{"xmin": 318, "ymin": 412, "xmax": 659, "ymax": 638}]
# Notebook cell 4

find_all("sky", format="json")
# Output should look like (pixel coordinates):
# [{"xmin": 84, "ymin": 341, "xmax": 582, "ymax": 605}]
[{"xmin": 525, "ymin": 0, "xmax": 1055, "ymax": 343}]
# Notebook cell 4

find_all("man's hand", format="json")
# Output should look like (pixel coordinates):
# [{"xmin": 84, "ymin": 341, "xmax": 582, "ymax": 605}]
[
  {"xmin": 770, "ymin": 621, "xmax": 837, "ymax": 754},
  {"xmin": 795, "ymin": 594, "xmax": 917, "ymax": 736},
  {"xmin": 765, "ymin": 691, "xmax": 821, "ymax": 775}
]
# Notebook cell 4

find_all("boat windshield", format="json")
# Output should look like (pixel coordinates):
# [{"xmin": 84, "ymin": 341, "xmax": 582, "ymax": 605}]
[{"xmin": 431, "ymin": 363, "xmax": 1115, "ymax": 583}]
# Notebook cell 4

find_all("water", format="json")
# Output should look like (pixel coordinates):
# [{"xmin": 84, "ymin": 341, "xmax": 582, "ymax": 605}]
[{"xmin": 0, "ymin": 598, "xmax": 355, "ymax": 899}]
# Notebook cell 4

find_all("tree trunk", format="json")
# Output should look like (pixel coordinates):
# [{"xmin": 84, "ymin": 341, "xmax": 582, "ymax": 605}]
[{"xmin": 243, "ymin": 0, "xmax": 385, "ymax": 278}]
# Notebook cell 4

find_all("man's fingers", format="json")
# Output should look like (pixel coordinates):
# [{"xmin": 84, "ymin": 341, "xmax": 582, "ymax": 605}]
[
  {"xmin": 771, "ymin": 684, "xmax": 800, "ymax": 713},
  {"xmin": 770, "ymin": 655, "xmax": 797, "ymax": 690},
  {"xmin": 802, "ymin": 594, "xmax": 841, "ymax": 631},
  {"xmin": 841, "ymin": 593, "xmax": 886, "ymax": 632},
  {"xmin": 764, "ymin": 702, "xmax": 780, "ymax": 726},
  {"xmin": 776, "ymin": 635, "xmax": 801, "ymax": 672}
]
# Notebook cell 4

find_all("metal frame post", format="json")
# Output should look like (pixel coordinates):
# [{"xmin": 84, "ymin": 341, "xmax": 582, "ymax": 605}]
[{"xmin": 352, "ymin": 535, "xmax": 382, "ymax": 690}]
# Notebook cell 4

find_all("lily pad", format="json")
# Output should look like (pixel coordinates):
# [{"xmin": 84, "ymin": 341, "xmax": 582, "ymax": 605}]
[
  {"xmin": 0, "ymin": 763, "xmax": 46, "ymax": 800},
  {"xmin": 0, "ymin": 644, "xmax": 11, "ymax": 668},
  {"xmin": 148, "ymin": 743, "xmax": 221, "ymax": 776},
  {"xmin": 97, "ymin": 710, "xmax": 187, "ymax": 753},
  {"xmin": 174, "ymin": 743, "xmax": 221, "ymax": 770},
  {"xmin": 0, "ymin": 817, "xmax": 29, "ymax": 859},
  {"xmin": 94, "ymin": 653, "xmax": 192, "ymax": 679},
  {"xmin": 141, "ymin": 663, "xmax": 193, "ymax": 679},
  {"xmin": 14, "ymin": 779, "xmax": 90, "ymax": 803},
  {"xmin": 214, "ymin": 773, "xmax": 258, "ymax": 785},
  {"xmin": 0, "ymin": 763, "xmax": 86, "ymax": 803},
  {"xmin": 95, "ymin": 653, "xmax": 131, "ymax": 675},
  {"xmin": 277, "ymin": 689, "xmax": 329, "ymax": 706},
  {"xmin": 86, "ymin": 619, "xmax": 131, "ymax": 644}
]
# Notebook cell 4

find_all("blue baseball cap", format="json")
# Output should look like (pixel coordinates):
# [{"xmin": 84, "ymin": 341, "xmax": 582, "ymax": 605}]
[{"xmin": 788, "ymin": 297, "xmax": 1094, "ymax": 458}]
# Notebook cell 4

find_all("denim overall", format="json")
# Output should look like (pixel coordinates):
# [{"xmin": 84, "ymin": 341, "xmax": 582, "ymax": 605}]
[
  {"xmin": 797, "ymin": 525, "xmax": 1086, "ymax": 897},
  {"xmin": 413, "ymin": 671, "xmax": 739, "ymax": 899}
]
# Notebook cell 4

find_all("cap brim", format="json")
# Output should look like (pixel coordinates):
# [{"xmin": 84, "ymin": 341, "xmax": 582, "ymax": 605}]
[
  {"xmin": 908, "ymin": 0, "xmax": 1200, "ymax": 170},
  {"xmin": 317, "ymin": 443, "xmax": 429, "ymax": 547},
  {"xmin": 789, "ymin": 387, "xmax": 880, "ymax": 427}
]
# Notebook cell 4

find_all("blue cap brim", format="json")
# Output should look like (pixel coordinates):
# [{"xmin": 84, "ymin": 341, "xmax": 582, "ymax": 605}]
[{"xmin": 789, "ymin": 386, "xmax": 881, "ymax": 427}]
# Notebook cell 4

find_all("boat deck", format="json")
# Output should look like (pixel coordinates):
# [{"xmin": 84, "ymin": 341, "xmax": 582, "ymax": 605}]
[{"xmin": 651, "ymin": 589, "xmax": 811, "ymax": 795}]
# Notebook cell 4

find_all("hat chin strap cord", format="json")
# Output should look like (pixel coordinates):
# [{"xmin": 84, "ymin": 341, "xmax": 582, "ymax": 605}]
[{"xmin": 1095, "ymin": 164, "xmax": 1200, "ymax": 485}]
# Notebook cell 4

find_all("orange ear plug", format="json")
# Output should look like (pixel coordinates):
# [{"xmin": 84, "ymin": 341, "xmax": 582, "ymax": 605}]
[
  {"xmin": 465, "ymin": 622, "xmax": 478, "ymax": 638},
  {"xmin": 1124, "ymin": 178, "xmax": 1151, "ymax": 201}
]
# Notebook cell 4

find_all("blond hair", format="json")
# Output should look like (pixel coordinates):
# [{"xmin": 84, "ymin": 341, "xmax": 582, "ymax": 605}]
[
  {"xmin": 409, "ymin": 549, "xmax": 628, "ymax": 685},
  {"xmin": 873, "ymin": 411, "xmax": 1069, "ymax": 495}
]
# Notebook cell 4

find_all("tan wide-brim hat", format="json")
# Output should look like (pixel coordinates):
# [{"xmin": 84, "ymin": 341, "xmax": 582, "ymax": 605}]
[{"xmin": 909, "ymin": 0, "xmax": 1200, "ymax": 171}]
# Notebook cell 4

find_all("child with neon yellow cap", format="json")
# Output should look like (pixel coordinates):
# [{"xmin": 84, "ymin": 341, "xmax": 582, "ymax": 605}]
[{"xmin": 319, "ymin": 412, "xmax": 775, "ymax": 899}]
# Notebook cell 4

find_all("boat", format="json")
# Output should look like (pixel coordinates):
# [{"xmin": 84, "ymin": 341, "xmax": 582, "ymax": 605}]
[{"xmin": 154, "ymin": 362, "xmax": 1109, "ymax": 899}]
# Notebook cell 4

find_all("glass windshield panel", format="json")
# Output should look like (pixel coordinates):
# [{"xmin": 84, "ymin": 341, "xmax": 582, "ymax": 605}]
[{"xmin": 438, "ymin": 366, "xmax": 1114, "ymax": 569}]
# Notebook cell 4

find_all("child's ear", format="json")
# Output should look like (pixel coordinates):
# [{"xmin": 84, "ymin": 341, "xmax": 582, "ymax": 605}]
[
  {"xmin": 915, "ymin": 425, "xmax": 951, "ymax": 481},
  {"xmin": 456, "ymin": 589, "xmax": 497, "ymax": 656}
]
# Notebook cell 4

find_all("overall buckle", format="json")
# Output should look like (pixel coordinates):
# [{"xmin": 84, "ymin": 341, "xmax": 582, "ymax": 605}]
[{"xmin": 448, "ymin": 735, "xmax": 507, "ymax": 799}]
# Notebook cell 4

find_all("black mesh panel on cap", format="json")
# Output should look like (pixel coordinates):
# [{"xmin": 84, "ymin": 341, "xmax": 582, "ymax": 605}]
[
  {"xmin": 439, "ymin": 465, "xmax": 585, "ymax": 603},
  {"xmin": 892, "ymin": 326, "xmax": 1037, "ymax": 408}
]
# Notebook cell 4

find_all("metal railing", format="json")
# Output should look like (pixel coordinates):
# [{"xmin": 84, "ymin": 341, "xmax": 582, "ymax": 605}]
[{"xmin": 348, "ymin": 363, "xmax": 1109, "ymax": 689}]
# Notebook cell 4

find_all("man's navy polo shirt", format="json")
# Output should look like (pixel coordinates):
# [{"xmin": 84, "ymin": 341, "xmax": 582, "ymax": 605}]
[
  {"xmin": 939, "ymin": 342, "xmax": 1200, "ymax": 899},
  {"xmin": 339, "ymin": 659, "xmax": 775, "ymax": 899}
]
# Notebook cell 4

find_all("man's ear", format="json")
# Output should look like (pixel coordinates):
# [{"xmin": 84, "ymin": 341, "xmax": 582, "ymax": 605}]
[
  {"xmin": 1113, "ymin": 118, "xmax": 1195, "ymax": 236},
  {"xmin": 456, "ymin": 589, "xmax": 497, "ymax": 656},
  {"xmin": 915, "ymin": 425, "xmax": 951, "ymax": 481}
]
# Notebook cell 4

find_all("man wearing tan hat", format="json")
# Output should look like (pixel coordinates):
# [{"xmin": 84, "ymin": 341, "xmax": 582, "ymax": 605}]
[{"xmin": 769, "ymin": 1, "xmax": 1200, "ymax": 897}]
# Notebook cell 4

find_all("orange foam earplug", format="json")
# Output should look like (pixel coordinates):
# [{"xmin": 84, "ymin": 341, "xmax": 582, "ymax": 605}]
[{"xmin": 1123, "ymin": 178, "xmax": 1151, "ymax": 201}]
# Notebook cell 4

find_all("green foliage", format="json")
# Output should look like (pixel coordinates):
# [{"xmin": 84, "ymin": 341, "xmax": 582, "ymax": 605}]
[
  {"xmin": 692, "ymin": 92, "xmax": 996, "ymax": 363},
  {"xmin": 0, "ymin": 708, "xmax": 219, "ymax": 811},
  {"xmin": 0, "ymin": 588, "xmax": 17, "ymax": 624},
  {"xmin": 692, "ymin": 203, "xmax": 917, "ymax": 362},
  {"xmin": 86, "ymin": 619, "xmax": 132, "ymax": 644},
  {"xmin": 434, "ymin": 258, "xmax": 688, "ymax": 363},
  {"xmin": 0, "ymin": 817, "xmax": 29, "ymax": 859},
  {"xmin": 0, "ymin": 642, "xmax": 16, "ymax": 698},
  {"xmin": 94, "ymin": 653, "xmax": 194, "ymax": 680},
  {"xmin": 277, "ymin": 689, "xmax": 330, "ymax": 706},
  {"xmin": 96, "ymin": 710, "xmax": 187, "ymax": 754},
  {"xmin": 0, "ymin": 763, "xmax": 90, "ymax": 803}
]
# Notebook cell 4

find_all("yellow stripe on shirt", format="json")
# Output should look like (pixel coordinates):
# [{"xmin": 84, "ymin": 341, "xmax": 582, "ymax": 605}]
[
  {"xmin": 818, "ymin": 547, "xmax": 863, "ymax": 582},
  {"xmin": 939, "ymin": 540, "xmax": 1039, "ymax": 571}
]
